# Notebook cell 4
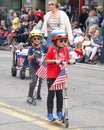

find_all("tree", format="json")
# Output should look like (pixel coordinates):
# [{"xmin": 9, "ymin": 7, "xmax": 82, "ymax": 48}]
[{"xmin": 58, "ymin": 0, "xmax": 66, "ymax": 5}]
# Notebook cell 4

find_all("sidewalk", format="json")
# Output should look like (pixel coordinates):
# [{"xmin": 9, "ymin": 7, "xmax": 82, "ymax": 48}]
[{"xmin": 0, "ymin": 45, "xmax": 10, "ymax": 51}]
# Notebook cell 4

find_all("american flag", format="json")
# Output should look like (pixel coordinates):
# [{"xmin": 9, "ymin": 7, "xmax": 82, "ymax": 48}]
[
  {"xmin": 17, "ymin": 55, "xmax": 25, "ymax": 67},
  {"xmin": 35, "ymin": 61, "xmax": 47, "ymax": 79},
  {"xmin": 49, "ymin": 68, "xmax": 67, "ymax": 90}
]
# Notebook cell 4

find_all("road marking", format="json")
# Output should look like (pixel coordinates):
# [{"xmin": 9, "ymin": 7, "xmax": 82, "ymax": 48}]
[{"xmin": 0, "ymin": 101, "xmax": 80, "ymax": 130}]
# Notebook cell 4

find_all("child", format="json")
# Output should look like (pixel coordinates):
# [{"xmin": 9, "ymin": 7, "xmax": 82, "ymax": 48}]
[
  {"xmin": 69, "ymin": 41, "xmax": 85, "ymax": 63},
  {"xmin": 73, "ymin": 29, "xmax": 84, "ymax": 48},
  {"xmin": 74, "ymin": 41, "xmax": 85, "ymax": 58},
  {"xmin": 45, "ymin": 29, "xmax": 74, "ymax": 121},
  {"xmin": 0, "ymin": 22, "xmax": 9, "ymax": 45},
  {"xmin": 27, "ymin": 29, "xmax": 48, "ymax": 103}
]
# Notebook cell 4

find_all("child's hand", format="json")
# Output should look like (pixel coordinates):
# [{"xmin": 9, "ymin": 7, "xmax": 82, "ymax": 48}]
[
  {"xmin": 34, "ymin": 51, "xmax": 41, "ymax": 55},
  {"xmin": 69, "ymin": 59, "xmax": 76, "ymax": 64},
  {"xmin": 34, "ymin": 51, "xmax": 45, "ymax": 56},
  {"xmin": 54, "ymin": 59, "xmax": 62, "ymax": 64}
]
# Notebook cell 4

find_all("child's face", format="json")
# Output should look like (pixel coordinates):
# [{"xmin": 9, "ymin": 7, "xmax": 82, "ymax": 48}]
[
  {"xmin": 76, "ymin": 42, "xmax": 82, "ymax": 48},
  {"xmin": 95, "ymin": 30, "xmax": 100, "ymax": 37},
  {"xmin": 56, "ymin": 39, "xmax": 68, "ymax": 48},
  {"xmin": 84, "ymin": 36, "xmax": 89, "ymax": 40},
  {"xmin": 32, "ymin": 36, "xmax": 41, "ymax": 45},
  {"xmin": 1, "ymin": 20, "xmax": 5, "ymax": 26}
]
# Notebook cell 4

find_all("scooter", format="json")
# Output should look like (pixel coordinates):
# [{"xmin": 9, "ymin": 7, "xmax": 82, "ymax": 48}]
[
  {"xmin": 50, "ymin": 62, "xmax": 71, "ymax": 128},
  {"xmin": 57, "ymin": 66, "xmax": 69, "ymax": 128},
  {"xmin": 32, "ymin": 51, "xmax": 45, "ymax": 105},
  {"xmin": 32, "ymin": 76, "xmax": 40, "ymax": 105},
  {"xmin": 63, "ymin": 75, "xmax": 69, "ymax": 128}
]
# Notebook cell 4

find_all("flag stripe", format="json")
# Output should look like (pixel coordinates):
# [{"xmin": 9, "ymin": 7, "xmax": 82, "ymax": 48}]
[
  {"xmin": 49, "ymin": 68, "xmax": 67, "ymax": 90},
  {"xmin": 35, "ymin": 61, "xmax": 47, "ymax": 79},
  {"xmin": 17, "ymin": 57, "xmax": 25, "ymax": 67}
]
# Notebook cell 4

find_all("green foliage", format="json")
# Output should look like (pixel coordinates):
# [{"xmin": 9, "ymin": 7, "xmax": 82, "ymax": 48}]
[{"xmin": 57, "ymin": 0, "xmax": 66, "ymax": 5}]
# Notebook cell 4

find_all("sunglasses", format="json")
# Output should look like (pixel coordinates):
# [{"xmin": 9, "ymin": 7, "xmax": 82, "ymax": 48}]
[
  {"xmin": 33, "ymin": 37, "xmax": 41, "ymax": 41},
  {"xmin": 57, "ymin": 39, "xmax": 68, "ymax": 43},
  {"xmin": 48, "ymin": 3, "xmax": 55, "ymax": 6}
]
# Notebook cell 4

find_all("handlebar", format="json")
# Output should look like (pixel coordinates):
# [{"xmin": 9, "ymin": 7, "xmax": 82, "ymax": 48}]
[{"xmin": 54, "ymin": 61, "xmax": 76, "ymax": 65}]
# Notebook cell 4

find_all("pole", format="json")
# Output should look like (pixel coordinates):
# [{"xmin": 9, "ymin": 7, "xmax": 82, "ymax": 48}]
[
  {"xmin": 20, "ymin": 0, "xmax": 22, "ymax": 13},
  {"xmin": 103, "ymin": 0, "xmax": 104, "ymax": 10},
  {"xmin": 88, "ymin": 0, "xmax": 90, "ymax": 10}
]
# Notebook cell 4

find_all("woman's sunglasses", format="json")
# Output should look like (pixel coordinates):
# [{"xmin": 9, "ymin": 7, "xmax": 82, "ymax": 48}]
[{"xmin": 48, "ymin": 3, "xmax": 55, "ymax": 6}]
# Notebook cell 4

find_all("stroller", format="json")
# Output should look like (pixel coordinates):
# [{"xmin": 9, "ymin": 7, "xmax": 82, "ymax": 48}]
[{"xmin": 11, "ymin": 43, "xmax": 29, "ymax": 79}]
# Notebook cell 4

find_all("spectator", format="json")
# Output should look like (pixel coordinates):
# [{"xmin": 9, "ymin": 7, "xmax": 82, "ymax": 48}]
[
  {"xmin": 33, "ymin": 15, "xmax": 43, "ymax": 31},
  {"xmin": 28, "ymin": 9, "xmax": 35, "ymax": 23},
  {"xmin": 86, "ymin": 10, "xmax": 99, "ymax": 33},
  {"xmin": 21, "ymin": 6, "xmax": 27, "ymax": 16},
  {"xmin": 27, "ymin": 21, "xmax": 34, "ymax": 32},
  {"xmin": 66, "ymin": 0, "xmax": 75, "ymax": 22},
  {"xmin": 7, "ymin": 9, "xmax": 14, "ymax": 32},
  {"xmin": 88, "ymin": 24, "xmax": 100, "ymax": 36},
  {"xmin": 85, "ymin": 29, "xmax": 103, "ymax": 64},
  {"xmin": 0, "ymin": 21, "xmax": 9, "ymax": 45},
  {"xmin": 1, "ymin": 8, "xmax": 9, "ymax": 24},
  {"xmin": 72, "ymin": 22, "xmax": 84, "ymax": 36},
  {"xmin": 16, "ymin": 22, "xmax": 28, "ymax": 43},
  {"xmin": 97, "ymin": 6, "xmax": 104, "ymax": 27},
  {"xmin": 78, "ymin": 6, "xmax": 88, "ymax": 33},
  {"xmin": 97, "ymin": 6, "xmax": 104, "ymax": 38},
  {"xmin": 74, "ymin": 41, "xmax": 85, "ymax": 58},
  {"xmin": 82, "ymin": 33, "xmax": 91, "ymax": 50},
  {"xmin": 21, "ymin": 14, "xmax": 29, "ymax": 28},
  {"xmin": 69, "ymin": 41, "xmax": 85, "ymax": 63},
  {"xmin": 34, "ymin": 6, "xmax": 44, "ymax": 21},
  {"xmin": 100, "ymin": 41, "xmax": 104, "ymax": 64},
  {"xmin": 12, "ymin": 14, "xmax": 20, "ymax": 31},
  {"xmin": 0, "ymin": 9, "xmax": 4, "ymax": 22},
  {"xmin": 73, "ymin": 29, "xmax": 84, "ymax": 48}
]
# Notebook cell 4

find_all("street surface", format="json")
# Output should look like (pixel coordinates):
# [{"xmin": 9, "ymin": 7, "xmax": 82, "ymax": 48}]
[{"xmin": 0, "ymin": 50, "xmax": 104, "ymax": 130}]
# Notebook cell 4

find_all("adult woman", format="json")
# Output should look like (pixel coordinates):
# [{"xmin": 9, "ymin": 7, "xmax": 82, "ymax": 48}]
[
  {"xmin": 33, "ymin": 15, "xmax": 43, "ymax": 31},
  {"xmin": 85, "ymin": 29, "xmax": 103, "ymax": 64},
  {"xmin": 86, "ymin": 10, "xmax": 99, "ymax": 33},
  {"xmin": 28, "ymin": 9, "xmax": 35, "ymax": 23},
  {"xmin": 42, "ymin": 0, "xmax": 73, "ymax": 48},
  {"xmin": 7, "ymin": 9, "xmax": 14, "ymax": 32}
]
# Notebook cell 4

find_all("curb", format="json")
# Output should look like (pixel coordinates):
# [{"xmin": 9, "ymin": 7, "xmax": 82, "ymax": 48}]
[{"xmin": 0, "ymin": 45, "xmax": 10, "ymax": 51}]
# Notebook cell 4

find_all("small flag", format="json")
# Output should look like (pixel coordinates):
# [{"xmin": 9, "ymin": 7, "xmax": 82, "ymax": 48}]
[
  {"xmin": 49, "ymin": 68, "xmax": 67, "ymax": 90},
  {"xmin": 17, "ymin": 55, "xmax": 25, "ymax": 67},
  {"xmin": 35, "ymin": 61, "xmax": 47, "ymax": 79}
]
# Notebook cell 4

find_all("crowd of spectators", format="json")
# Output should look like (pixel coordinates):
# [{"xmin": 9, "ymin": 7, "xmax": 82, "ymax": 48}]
[
  {"xmin": 0, "ymin": 6, "xmax": 44, "ymax": 46},
  {"xmin": 0, "ymin": 3, "xmax": 104, "ymax": 64}
]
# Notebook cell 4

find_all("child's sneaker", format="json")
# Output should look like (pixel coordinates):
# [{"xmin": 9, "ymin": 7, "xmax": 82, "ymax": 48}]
[
  {"xmin": 37, "ymin": 94, "xmax": 42, "ymax": 100},
  {"xmin": 47, "ymin": 113, "xmax": 55, "ymax": 121},
  {"xmin": 57, "ymin": 111, "xmax": 63, "ymax": 121},
  {"xmin": 27, "ymin": 97, "xmax": 33, "ymax": 104}
]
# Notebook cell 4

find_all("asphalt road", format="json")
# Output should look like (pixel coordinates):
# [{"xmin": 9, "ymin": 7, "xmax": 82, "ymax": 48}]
[{"xmin": 0, "ymin": 50, "xmax": 104, "ymax": 130}]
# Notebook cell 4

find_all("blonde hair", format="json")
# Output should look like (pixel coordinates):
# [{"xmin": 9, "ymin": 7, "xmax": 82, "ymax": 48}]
[
  {"xmin": 89, "ymin": 25, "xmax": 100, "ymax": 36},
  {"xmin": 48, "ymin": 0, "xmax": 60, "ymax": 9},
  {"xmin": 76, "ymin": 41, "xmax": 82, "ymax": 49},
  {"xmin": 9, "ymin": 9, "xmax": 14, "ymax": 15},
  {"xmin": 48, "ymin": 0, "xmax": 57, "ymax": 3}
]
